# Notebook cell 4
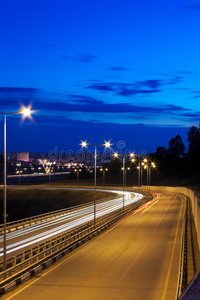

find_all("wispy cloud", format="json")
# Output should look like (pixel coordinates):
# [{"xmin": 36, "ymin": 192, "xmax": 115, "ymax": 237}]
[
  {"xmin": 77, "ymin": 53, "xmax": 97, "ymax": 63},
  {"xmin": 108, "ymin": 66, "xmax": 129, "ymax": 71},
  {"xmin": 59, "ymin": 53, "xmax": 97, "ymax": 63},
  {"xmin": 86, "ymin": 76, "xmax": 183, "ymax": 97},
  {"xmin": 186, "ymin": 4, "xmax": 200, "ymax": 10},
  {"xmin": 0, "ymin": 87, "xmax": 39, "ymax": 94}
]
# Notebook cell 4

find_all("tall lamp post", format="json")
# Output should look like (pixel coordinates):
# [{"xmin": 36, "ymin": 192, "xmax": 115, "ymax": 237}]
[
  {"xmin": 144, "ymin": 161, "xmax": 156, "ymax": 192},
  {"xmin": 114, "ymin": 152, "xmax": 132, "ymax": 212},
  {"xmin": 0, "ymin": 107, "xmax": 32, "ymax": 271},
  {"xmin": 74, "ymin": 168, "xmax": 81, "ymax": 185},
  {"xmin": 81, "ymin": 141, "xmax": 111, "ymax": 223},
  {"xmin": 100, "ymin": 168, "xmax": 108, "ymax": 186}
]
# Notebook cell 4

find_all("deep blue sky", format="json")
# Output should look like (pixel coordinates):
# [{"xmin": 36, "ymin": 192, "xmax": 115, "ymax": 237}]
[{"xmin": 0, "ymin": 0, "xmax": 200, "ymax": 154}]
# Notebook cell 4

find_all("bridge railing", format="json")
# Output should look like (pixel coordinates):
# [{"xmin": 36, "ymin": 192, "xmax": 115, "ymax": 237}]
[
  {"xmin": 0, "ymin": 192, "xmax": 119, "ymax": 234},
  {"xmin": 0, "ymin": 195, "xmax": 147, "ymax": 285}
]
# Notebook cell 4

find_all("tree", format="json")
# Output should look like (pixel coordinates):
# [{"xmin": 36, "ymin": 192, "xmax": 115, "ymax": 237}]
[
  {"xmin": 155, "ymin": 146, "xmax": 166, "ymax": 159},
  {"xmin": 168, "ymin": 134, "xmax": 185, "ymax": 158},
  {"xmin": 187, "ymin": 126, "xmax": 200, "ymax": 159},
  {"xmin": 107, "ymin": 158, "xmax": 122, "ymax": 175}
]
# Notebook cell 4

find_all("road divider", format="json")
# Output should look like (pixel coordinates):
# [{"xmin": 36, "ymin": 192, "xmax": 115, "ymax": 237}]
[{"xmin": 0, "ymin": 192, "xmax": 150, "ymax": 295}]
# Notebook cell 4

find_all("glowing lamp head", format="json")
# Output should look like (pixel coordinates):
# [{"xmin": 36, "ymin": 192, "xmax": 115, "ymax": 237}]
[
  {"xmin": 19, "ymin": 105, "xmax": 33, "ymax": 119},
  {"xmin": 22, "ymin": 108, "xmax": 31, "ymax": 117},
  {"xmin": 114, "ymin": 152, "xmax": 118, "ymax": 158},
  {"xmin": 104, "ymin": 141, "xmax": 111, "ymax": 148},
  {"xmin": 81, "ymin": 141, "xmax": 87, "ymax": 148}
]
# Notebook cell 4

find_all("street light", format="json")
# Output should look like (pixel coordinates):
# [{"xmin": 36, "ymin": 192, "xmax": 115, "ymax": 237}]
[
  {"xmin": 113, "ymin": 152, "xmax": 128, "ymax": 212},
  {"xmin": 0, "ymin": 106, "xmax": 32, "ymax": 271},
  {"xmin": 74, "ymin": 168, "xmax": 81, "ymax": 185},
  {"xmin": 141, "ymin": 159, "xmax": 156, "ymax": 192},
  {"xmin": 100, "ymin": 168, "xmax": 108, "ymax": 186},
  {"xmin": 81, "ymin": 140, "xmax": 111, "ymax": 223}
]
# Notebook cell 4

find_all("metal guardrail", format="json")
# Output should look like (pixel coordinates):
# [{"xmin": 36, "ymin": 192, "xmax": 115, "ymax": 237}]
[
  {"xmin": 176, "ymin": 195, "xmax": 187, "ymax": 299},
  {"xmin": 0, "ymin": 193, "xmax": 118, "ymax": 234},
  {"xmin": 0, "ymin": 195, "xmax": 148, "ymax": 286}
]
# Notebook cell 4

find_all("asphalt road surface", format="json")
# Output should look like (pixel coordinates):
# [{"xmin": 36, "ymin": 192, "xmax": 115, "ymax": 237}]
[
  {"xmin": 2, "ymin": 191, "xmax": 185, "ymax": 300},
  {"xmin": 0, "ymin": 188, "xmax": 142, "ymax": 262}
]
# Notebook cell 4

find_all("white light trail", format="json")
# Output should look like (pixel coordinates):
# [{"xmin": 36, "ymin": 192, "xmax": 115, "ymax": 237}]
[{"xmin": 0, "ymin": 190, "xmax": 143, "ymax": 259}]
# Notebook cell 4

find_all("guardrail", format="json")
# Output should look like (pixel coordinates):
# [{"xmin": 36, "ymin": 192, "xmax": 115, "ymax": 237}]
[
  {"xmin": 176, "ymin": 195, "xmax": 187, "ymax": 298},
  {"xmin": 0, "ymin": 193, "xmax": 119, "ymax": 234},
  {"xmin": 0, "ymin": 195, "xmax": 148, "ymax": 286}
]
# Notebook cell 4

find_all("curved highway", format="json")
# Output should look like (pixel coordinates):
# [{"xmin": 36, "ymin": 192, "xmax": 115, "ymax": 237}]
[
  {"xmin": 1, "ymin": 190, "xmax": 185, "ymax": 300},
  {"xmin": 0, "ymin": 188, "xmax": 142, "ymax": 262}
]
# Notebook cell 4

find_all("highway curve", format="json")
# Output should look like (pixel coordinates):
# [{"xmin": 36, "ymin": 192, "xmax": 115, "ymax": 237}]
[{"xmin": 2, "ymin": 191, "xmax": 185, "ymax": 300}]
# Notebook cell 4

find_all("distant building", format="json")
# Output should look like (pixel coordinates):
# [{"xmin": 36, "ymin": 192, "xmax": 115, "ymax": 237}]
[
  {"xmin": 17, "ymin": 152, "xmax": 29, "ymax": 162},
  {"xmin": 8, "ymin": 152, "xmax": 17, "ymax": 161}
]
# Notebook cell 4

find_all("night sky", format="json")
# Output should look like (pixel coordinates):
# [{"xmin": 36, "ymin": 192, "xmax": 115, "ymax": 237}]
[{"xmin": 0, "ymin": 0, "xmax": 200, "ymax": 154}]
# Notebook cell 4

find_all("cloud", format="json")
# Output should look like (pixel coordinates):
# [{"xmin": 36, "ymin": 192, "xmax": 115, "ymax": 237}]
[
  {"xmin": 87, "ymin": 81, "xmax": 162, "ymax": 96},
  {"xmin": 0, "ymin": 87, "xmax": 40, "ymax": 110},
  {"xmin": 87, "ymin": 84, "xmax": 115, "ymax": 92},
  {"xmin": 186, "ymin": 4, "xmax": 200, "ymax": 10},
  {"xmin": 87, "ymin": 76, "xmax": 182, "ymax": 97},
  {"xmin": 28, "ymin": 96, "xmax": 191, "ymax": 116},
  {"xmin": 77, "ymin": 53, "xmax": 96, "ymax": 63},
  {"xmin": 59, "ymin": 53, "xmax": 97, "ymax": 63},
  {"xmin": 59, "ymin": 55, "xmax": 72, "ymax": 61},
  {"xmin": 172, "ymin": 71, "xmax": 195, "ymax": 74},
  {"xmin": 108, "ymin": 66, "xmax": 129, "ymax": 71},
  {"xmin": 189, "ymin": 90, "xmax": 200, "ymax": 99},
  {"xmin": 118, "ymin": 88, "xmax": 162, "ymax": 96},
  {"xmin": 167, "ymin": 76, "xmax": 183, "ymax": 85},
  {"xmin": 0, "ymin": 87, "xmax": 39, "ymax": 94},
  {"xmin": 165, "ymin": 104, "xmax": 189, "ymax": 111},
  {"xmin": 137, "ymin": 80, "xmax": 162, "ymax": 89}
]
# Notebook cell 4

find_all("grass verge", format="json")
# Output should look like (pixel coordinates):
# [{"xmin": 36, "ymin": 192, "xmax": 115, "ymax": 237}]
[{"xmin": 0, "ymin": 189, "xmax": 112, "ymax": 223}]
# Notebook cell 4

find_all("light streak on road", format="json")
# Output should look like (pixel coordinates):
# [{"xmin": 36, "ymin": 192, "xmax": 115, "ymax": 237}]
[{"xmin": 0, "ymin": 189, "xmax": 143, "ymax": 260}]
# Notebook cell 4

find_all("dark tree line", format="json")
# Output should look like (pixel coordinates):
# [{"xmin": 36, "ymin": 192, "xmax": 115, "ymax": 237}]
[
  {"xmin": 151, "ymin": 126, "xmax": 200, "ymax": 183},
  {"xmin": 102, "ymin": 126, "xmax": 200, "ymax": 186}
]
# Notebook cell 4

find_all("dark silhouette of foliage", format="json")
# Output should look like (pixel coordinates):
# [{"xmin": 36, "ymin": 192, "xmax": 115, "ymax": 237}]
[
  {"xmin": 167, "ymin": 134, "xmax": 185, "ymax": 158},
  {"xmin": 188, "ymin": 126, "xmax": 200, "ymax": 159}
]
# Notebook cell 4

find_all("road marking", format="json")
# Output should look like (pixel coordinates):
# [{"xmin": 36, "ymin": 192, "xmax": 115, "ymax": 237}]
[
  {"xmin": 116, "ymin": 194, "xmax": 177, "ymax": 285},
  {"xmin": 161, "ymin": 195, "xmax": 184, "ymax": 300},
  {"xmin": 140, "ymin": 199, "xmax": 159, "ymax": 214},
  {"xmin": 88, "ymin": 194, "xmax": 172, "ymax": 282},
  {"xmin": 4, "ymin": 209, "xmax": 123, "ymax": 299}
]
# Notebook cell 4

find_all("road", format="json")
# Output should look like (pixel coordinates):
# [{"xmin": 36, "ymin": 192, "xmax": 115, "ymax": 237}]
[
  {"xmin": 0, "ymin": 188, "xmax": 143, "ymax": 262},
  {"xmin": 2, "ymin": 191, "xmax": 185, "ymax": 300}
]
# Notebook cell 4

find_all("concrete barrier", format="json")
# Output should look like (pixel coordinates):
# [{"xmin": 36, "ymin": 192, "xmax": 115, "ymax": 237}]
[{"xmin": 148, "ymin": 186, "xmax": 200, "ymax": 251}]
